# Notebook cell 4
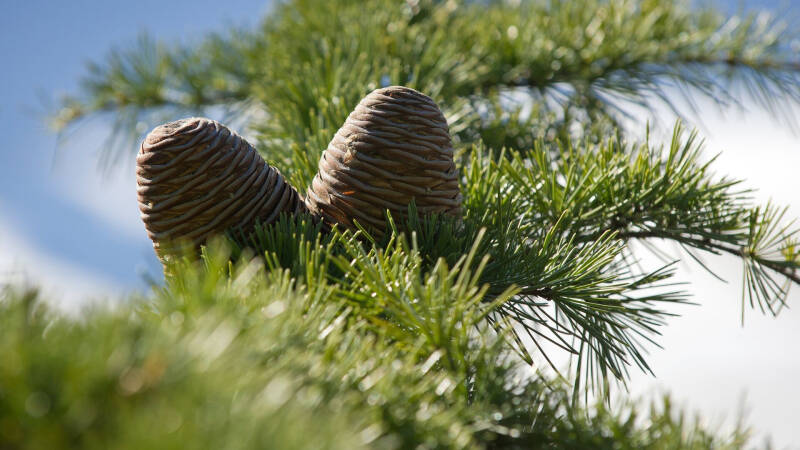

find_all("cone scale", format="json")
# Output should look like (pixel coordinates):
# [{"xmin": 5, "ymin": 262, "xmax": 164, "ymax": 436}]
[
  {"xmin": 305, "ymin": 86, "xmax": 462, "ymax": 238},
  {"xmin": 136, "ymin": 117, "xmax": 305, "ymax": 261}
]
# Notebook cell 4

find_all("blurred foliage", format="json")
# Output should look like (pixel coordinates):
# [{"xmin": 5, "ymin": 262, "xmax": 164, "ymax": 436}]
[
  {"xmin": 0, "ymin": 246, "xmax": 752, "ymax": 448},
  {"xmin": 16, "ymin": 0, "xmax": 800, "ymax": 447}
]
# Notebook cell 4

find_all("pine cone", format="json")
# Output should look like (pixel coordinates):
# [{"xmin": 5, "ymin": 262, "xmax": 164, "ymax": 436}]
[
  {"xmin": 305, "ymin": 86, "xmax": 462, "ymax": 238},
  {"xmin": 136, "ymin": 118, "xmax": 305, "ymax": 261}
]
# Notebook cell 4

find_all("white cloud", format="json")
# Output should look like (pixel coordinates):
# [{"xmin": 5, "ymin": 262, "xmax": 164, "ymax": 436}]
[
  {"xmin": 49, "ymin": 124, "xmax": 147, "ymax": 240},
  {"xmin": 623, "ymin": 99, "xmax": 800, "ymax": 448},
  {"xmin": 0, "ymin": 213, "xmax": 128, "ymax": 311}
]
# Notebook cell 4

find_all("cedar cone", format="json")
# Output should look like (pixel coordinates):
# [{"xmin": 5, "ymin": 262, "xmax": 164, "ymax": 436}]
[
  {"xmin": 305, "ymin": 86, "xmax": 462, "ymax": 238},
  {"xmin": 136, "ymin": 117, "xmax": 305, "ymax": 261}
]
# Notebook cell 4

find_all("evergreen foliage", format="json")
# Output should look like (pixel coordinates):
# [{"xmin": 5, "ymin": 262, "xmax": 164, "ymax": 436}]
[{"xmin": 5, "ymin": 0, "xmax": 800, "ymax": 447}]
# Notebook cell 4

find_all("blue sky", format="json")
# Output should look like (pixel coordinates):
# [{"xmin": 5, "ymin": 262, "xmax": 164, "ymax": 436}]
[
  {"xmin": 1, "ymin": 0, "xmax": 799, "ymax": 447},
  {"xmin": 0, "ymin": 0, "xmax": 269, "ymax": 296}
]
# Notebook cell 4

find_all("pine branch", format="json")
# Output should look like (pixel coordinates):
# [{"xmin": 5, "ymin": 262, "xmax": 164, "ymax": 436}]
[
  {"xmin": 620, "ymin": 230, "xmax": 800, "ymax": 286},
  {"xmin": 224, "ymin": 208, "xmax": 685, "ymax": 397},
  {"xmin": 498, "ymin": 123, "xmax": 800, "ymax": 319},
  {"xmin": 53, "ymin": 0, "xmax": 800, "ymax": 169}
]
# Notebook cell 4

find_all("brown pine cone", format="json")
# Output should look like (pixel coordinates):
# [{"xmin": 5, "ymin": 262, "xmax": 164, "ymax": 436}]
[
  {"xmin": 136, "ymin": 117, "xmax": 306, "ymax": 262},
  {"xmin": 304, "ymin": 86, "xmax": 462, "ymax": 238}
]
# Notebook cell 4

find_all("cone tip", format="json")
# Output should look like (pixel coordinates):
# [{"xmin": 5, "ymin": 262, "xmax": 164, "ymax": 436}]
[
  {"xmin": 368, "ymin": 85, "xmax": 438, "ymax": 107},
  {"xmin": 144, "ymin": 117, "xmax": 209, "ymax": 145}
]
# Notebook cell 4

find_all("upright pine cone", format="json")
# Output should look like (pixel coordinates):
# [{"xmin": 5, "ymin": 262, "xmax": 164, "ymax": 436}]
[
  {"xmin": 305, "ymin": 86, "xmax": 462, "ymax": 238},
  {"xmin": 136, "ymin": 118, "xmax": 305, "ymax": 261}
]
